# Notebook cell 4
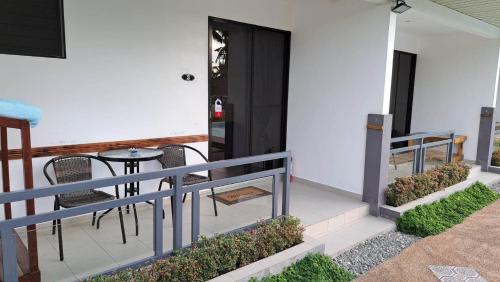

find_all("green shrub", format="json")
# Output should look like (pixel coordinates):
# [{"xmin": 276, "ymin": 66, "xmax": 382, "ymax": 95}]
[
  {"xmin": 386, "ymin": 162, "xmax": 470, "ymax": 207},
  {"xmin": 89, "ymin": 216, "xmax": 304, "ymax": 282},
  {"xmin": 253, "ymin": 253, "xmax": 354, "ymax": 282},
  {"xmin": 397, "ymin": 182, "xmax": 499, "ymax": 237},
  {"xmin": 491, "ymin": 149, "xmax": 500, "ymax": 166}
]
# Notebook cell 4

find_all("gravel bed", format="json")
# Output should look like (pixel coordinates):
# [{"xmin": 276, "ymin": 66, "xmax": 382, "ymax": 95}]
[
  {"xmin": 333, "ymin": 231, "xmax": 420, "ymax": 277},
  {"xmin": 489, "ymin": 182, "xmax": 500, "ymax": 194}
]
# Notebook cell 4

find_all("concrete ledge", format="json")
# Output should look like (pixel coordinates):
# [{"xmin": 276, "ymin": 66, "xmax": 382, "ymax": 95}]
[
  {"xmin": 380, "ymin": 165, "xmax": 500, "ymax": 220},
  {"xmin": 209, "ymin": 235, "xmax": 325, "ymax": 282}
]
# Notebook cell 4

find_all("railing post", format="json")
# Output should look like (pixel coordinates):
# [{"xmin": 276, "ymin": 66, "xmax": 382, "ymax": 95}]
[
  {"xmin": 420, "ymin": 144, "xmax": 426, "ymax": 173},
  {"xmin": 447, "ymin": 132, "xmax": 455, "ymax": 163},
  {"xmin": 413, "ymin": 138, "xmax": 424, "ymax": 174},
  {"xmin": 1, "ymin": 229, "xmax": 18, "ymax": 282},
  {"xmin": 153, "ymin": 197, "xmax": 163, "ymax": 258},
  {"xmin": 476, "ymin": 107, "xmax": 495, "ymax": 171},
  {"xmin": 191, "ymin": 189, "xmax": 200, "ymax": 243},
  {"xmin": 282, "ymin": 156, "xmax": 291, "ymax": 216},
  {"xmin": 362, "ymin": 114, "xmax": 392, "ymax": 216},
  {"xmin": 173, "ymin": 175, "xmax": 183, "ymax": 250},
  {"xmin": 271, "ymin": 174, "xmax": 279, "ymax": 219}
]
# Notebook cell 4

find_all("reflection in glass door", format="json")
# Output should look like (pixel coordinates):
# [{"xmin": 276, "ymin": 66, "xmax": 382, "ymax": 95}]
[{"xmin": 209, "ymin": 28, "xmax": 230, "ymax": 161}]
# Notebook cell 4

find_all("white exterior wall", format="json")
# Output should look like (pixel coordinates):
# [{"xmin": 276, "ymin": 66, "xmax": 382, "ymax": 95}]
[
  {"xmin": 403, "ymin": 32, "xmax": 500, "ymax": 161},
  {"xmin": 0, "ymin": 0, "xmax": 292, "ymax": 217},
  {"xmin": 287, "ymin": 0, "xmax": 395, "ymax": 195}
]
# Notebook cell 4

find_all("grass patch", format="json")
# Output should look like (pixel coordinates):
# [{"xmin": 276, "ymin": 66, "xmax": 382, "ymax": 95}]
[
  {"xmin": 89, "ymin": 217, "xmax": 303, "ymax": 282},
  {"xmin": 397, "ymin": 182, "xmax": 499, "ymax": 237},
  {"xmin": 253, "ymin": 253, "xmax": 354, "ymax": 282}
]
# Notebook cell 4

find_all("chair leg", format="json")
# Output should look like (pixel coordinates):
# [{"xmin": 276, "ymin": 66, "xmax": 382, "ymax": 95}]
[
  {"xmin": 52, "ymin": 200, "xmax": 57, "ymax": 235},
  {"xmin": 57, "ymin": 218, "xmax": 63, "ymax": 261},
  {"xmin": 96, "ymin": 208, "xmax": 113, "ymax": 229},
  {"xmin": 170, "ymin": 196, "xmax": 174, "ymax": 223},
  {"xmin": 158, "ymin": 181, "xmax": 166, "ymax": 219},
  {"xmin": 211, "ymin": 188, "xmax": 218, "ymax": 216},
  {"xmin": 91, "ymin": 212, "xmax": 97, "ymax": 226},
  {"xmin": 132, "ymin": 203, "xmax": 139, "ymax": 236},
  {"xmin": 117, "ymin": 206, "xmax": 126, "ymax": 244},
  {"xmin": 169, "ymin": 181, "xmax": 174, "ymax": 222},
  {"xmin": 392, "ymin": 153, "xmax": 398, "ymax": 170}
]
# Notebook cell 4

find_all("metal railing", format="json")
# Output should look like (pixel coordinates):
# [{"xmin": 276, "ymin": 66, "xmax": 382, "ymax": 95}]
[
  {"xmin": 390, "ymin": 131, "xmax": 455, "ymax": 174},
  {"xmin": 0, "ymin": 151, "xmax": 291, "ymax": 281}
]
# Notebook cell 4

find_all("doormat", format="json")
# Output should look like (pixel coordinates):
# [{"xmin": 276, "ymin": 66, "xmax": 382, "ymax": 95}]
[{"xmin": 209, "ymin": 187, "xmax": 271, "ymax": 205}]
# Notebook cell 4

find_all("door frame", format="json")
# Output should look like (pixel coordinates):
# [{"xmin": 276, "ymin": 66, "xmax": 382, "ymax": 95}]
[{"xmin": 207, "ymin": 17, "xmax": 291, "ymax": 161}]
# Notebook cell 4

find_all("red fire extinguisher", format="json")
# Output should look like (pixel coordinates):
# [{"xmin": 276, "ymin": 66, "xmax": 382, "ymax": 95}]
[{"xmin": 214, "ymin": 98, "xmax": 223, "ymax": 119}]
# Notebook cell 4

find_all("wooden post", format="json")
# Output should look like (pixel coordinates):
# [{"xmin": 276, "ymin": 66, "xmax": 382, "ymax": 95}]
[
  {"xmin": 1, "ymin": 127, "xmax": 12, "ymax": 219},
  {"xmin": 20, "ymin": 121, "xmax": 39, "ymax": 274}
]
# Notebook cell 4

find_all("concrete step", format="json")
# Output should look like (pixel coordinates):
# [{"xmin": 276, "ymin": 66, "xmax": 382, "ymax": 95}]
[
  {"xmin": 311, "ymin": 216, "xmax": 395, "ymax": 257},
  {"xmin": 304, "ymin": 204, "xmax": 370, "ymax": 238}
]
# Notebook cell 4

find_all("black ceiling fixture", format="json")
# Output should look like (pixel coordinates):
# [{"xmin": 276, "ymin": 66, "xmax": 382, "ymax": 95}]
[{"xmin": 392, "ymin": 0, "xmax": 412, "ymax": 14}]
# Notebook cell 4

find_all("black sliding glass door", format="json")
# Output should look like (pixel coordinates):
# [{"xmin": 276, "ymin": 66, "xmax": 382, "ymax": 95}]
[
  {"xmin": 390, "ymin": 50, "xmax": 417, "ymax": 138},
  {"xmin": 208, "ymin": 18, "xmax": 290, "ymax": 164}
]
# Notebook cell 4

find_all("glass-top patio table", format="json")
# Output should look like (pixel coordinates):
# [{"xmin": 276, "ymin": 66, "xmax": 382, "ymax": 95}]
[{"xmin": 98, "ymin": 148, "xmax": 164, "ymax": 236}]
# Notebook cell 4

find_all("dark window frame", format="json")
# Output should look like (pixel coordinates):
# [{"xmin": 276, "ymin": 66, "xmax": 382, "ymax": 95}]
[{"xmin": 0, "ymin": 0, "xmax": 66, "ymax": 59}]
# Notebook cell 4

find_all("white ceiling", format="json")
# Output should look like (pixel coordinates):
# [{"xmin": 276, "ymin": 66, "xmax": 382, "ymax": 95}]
[
  {"xmin": 397, "ymin": 9, "xmax": 461, "ymax": 36},
  {"xmin": 430, "ymin": 0, "xmax": 500, "ymax": 28}
]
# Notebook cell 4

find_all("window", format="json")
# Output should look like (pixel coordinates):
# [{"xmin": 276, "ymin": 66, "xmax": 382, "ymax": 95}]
[{"xmin": 0, "ymin": 0, "xmax": 66, "ymax": 58}]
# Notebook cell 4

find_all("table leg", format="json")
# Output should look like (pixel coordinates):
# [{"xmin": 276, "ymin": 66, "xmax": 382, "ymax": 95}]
[
  {"xmin": 136, "ymin": 161, "xmax": 155, "ymax": 206},
  {"xmin": 124, "ymin": 163, "xmax": 130, "ymax": 214},
  {"xmin": 129, "ymin": 161, "xmax": 139, "ymax": 236}
]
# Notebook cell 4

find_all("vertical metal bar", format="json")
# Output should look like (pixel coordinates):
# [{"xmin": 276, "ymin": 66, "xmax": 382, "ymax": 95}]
[
  {"xmin": 153, "ymin": 197, "xmax": 163, "ymax": 257},
  {"xmin": 1, "ymin": 229, "xmax": 18, "ymax": 282},
  {"xmin": 282, "ymin": 157, "xmax": 291, "ymax": 216},
  {"xmin": 191, "ymin": 189, "xmax": 200, "ymax": 243},
  {"xmin": 412, "ymin": 148, "xmax": 418, "ymax": 174},
  {"xmin": 271, "ymin": 174, "xmax": 278, "ymax": 218},
  {"xmin": 421, "ymin": 147, "xmax": 426, "ymax": 172},
  {"xmin": 173, "ymin": 175, "xmax": 183, "ymax": 250},
  {"xmin": 447, "ymin": 132, "xmax": 455, "ymax": 163},
  {"xmin": 415, "ymin": 138, "xmax": 424, "ymax": 174}
]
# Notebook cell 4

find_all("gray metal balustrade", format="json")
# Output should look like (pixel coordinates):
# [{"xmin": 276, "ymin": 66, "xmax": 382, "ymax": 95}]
[
  {"xmin": 0, "ymin": 151, "xmax": 292, "ymax": 281},
  {"xmin": 390, "ymin": 131, "xmax": 455, "ymax": 174}
]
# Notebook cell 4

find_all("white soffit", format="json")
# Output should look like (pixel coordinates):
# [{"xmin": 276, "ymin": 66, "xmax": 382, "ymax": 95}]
[
  {"xmin": 406, "ymin": 0, "xmax": 500, "ymax": 39},
  {"xmin": 430, "ymin": 0, "xmax": 500, "ymax": 29}
]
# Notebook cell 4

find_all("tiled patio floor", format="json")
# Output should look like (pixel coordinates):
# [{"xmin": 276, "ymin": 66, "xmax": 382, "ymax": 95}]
[{"xmin": 18, "ymin": 177, "xmax": 365, "ymax": 282}]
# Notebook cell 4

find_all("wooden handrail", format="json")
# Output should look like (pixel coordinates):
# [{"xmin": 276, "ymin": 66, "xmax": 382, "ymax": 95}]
[{"xmin": 1, "ymin": 134, "xmax": 209, "ymax": 160}]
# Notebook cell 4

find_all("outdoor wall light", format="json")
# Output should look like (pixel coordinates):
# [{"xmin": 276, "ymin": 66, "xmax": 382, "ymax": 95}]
[{"xmin": 392, "ymin": 0, "xmax": 411, "ymax": 14}]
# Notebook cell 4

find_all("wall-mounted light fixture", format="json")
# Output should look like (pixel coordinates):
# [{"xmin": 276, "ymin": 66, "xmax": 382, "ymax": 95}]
[{"xmin": 392, "ymin": 0, "xmax": 411, "ymax": 14}]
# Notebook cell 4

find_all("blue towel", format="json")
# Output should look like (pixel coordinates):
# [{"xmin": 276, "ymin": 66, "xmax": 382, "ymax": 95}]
[{"xmin": 0, "ymin": 99, "xmax": 42, "ymax": 128}]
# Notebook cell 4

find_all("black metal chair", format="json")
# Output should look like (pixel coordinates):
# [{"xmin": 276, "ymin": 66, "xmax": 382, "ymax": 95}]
[
  {"xmin": 43, "ymin": 155, "xmax": 126, "ymax": 261},
  {"xmin": 157, "ymin": 145, "xmax": 218, "ymax": 219}
]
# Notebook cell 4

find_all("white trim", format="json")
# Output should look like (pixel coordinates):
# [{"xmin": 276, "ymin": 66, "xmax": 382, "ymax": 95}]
[{"xmin": 383, "ymin": 12, "xmax": 397, "ymax": 114}]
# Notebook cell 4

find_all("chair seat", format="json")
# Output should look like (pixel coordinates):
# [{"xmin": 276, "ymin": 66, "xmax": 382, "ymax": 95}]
[
  {"xmin": 161, "ymin": 173, "xmax": 209, "ymax": 186},
  {"xmin": 59, "ymin": 191, "xmax": 115, "ymax": 208}
]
